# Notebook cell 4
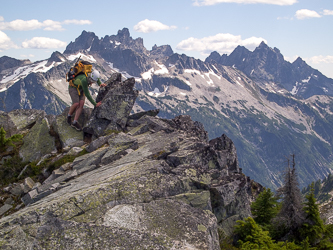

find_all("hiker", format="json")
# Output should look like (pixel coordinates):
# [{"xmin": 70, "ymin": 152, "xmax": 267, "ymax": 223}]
[{"xmin": 67, "ymin": 69, "xmax": 106, "ymax": 131}]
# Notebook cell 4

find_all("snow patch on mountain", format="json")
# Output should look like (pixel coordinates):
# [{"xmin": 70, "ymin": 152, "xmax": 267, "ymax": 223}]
[
  {"xmin": 291, "ymin": 82, "xmax": 300, "ymax": 95},
  {"xmin": 0, "ymin": 60, "xmax": 56, "ymax": 85},
  {"xmin": 142, "ymin": 68, "xmax": 154, "ymax": 80},
  {"xmin": 141, "ymin": 61, "xmax": 170, "ymax": 80},
  {"xmin": 302, "ymin": 76, "xmax": 311, "ymax": 83},
  {"xmin": 0, "ymin": 86, "xmax": 8, "ymax": 93},
  {"xmin": 148, "ymin": 86, "xmax": 169, "ymax": 98},
  {"xmin": 67, "ymin": 53, "xmax": 96, "ymax": 62},
  {"xmin": 154, "ymin": 62, "xmax": 169, "ymax": 75},
  {"xmin": 106, "ymin": 62, "xmax": 134, "ymax": 80}
]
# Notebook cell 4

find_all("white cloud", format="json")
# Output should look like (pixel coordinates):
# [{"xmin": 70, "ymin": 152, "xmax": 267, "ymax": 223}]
[
  {"xmin": 193, "ymin": 0, "xmax": 297, "ymax": 6},
  {"xmin": 20, "ymin": 54, "xmax": 35, "ymax": 59},
  {"xmin": 22, "ymin": 37, "xmax": 67, "ymax": 49},
  {"xmin": 0, "ymin": 18, "xmax": 92, "ymax": 31},
  {"xmin": 42, "ymin": 20, "xmax": 63, "ymax": 31},
  {"xmin": 0, "ymin": 31, "xmax": 18, "ymax": 51},
  {"xmin": 0, "ymin": 19, "xmax": 43, "ymax": 31},
  {"xmin": 63, "ymin": 19, "xmax": 92, "ymax": 25},
  {"xmin": 323, "ymin": 9, "xmax": 333, "ymax": 16},
  {"xmin": 295, "ymin": 9, "xmax": 321, "ymax": 20},
  {"xmin": 306, "ymin": 55, "xmax": 333, "ymax": 64},
  {"xmin": 176, "ymin": 33, "xmax": 267, "ymax": 56},
  {"xmin": 134, "ymin": 19, "xmax": 177, "ymax": 33}
]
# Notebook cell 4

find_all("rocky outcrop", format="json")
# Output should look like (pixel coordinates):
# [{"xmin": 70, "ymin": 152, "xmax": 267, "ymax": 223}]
[
  {"xmin": 0, "ymin": 73, "xmax": 262, "ymax": 249},
  {"xmin": 19, "ymin": 116, "xmax": 57, "ymax": 162},
  {"xmin": 83, "ymin": 73, "xmax": 138, "ymax": 141},
  {"xmin": 150, "ymin": 44, "xmax": 174, "ymax": 60},
  {"xmin": 0, "ymin": 115, "xmax": 260, "ymax": 249},
  {"xmin": 54, "ymin": 107, "xmax": 92, "ymax": 147}
]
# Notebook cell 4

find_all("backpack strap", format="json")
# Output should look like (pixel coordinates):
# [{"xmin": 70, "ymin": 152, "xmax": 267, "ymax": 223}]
[{"xmin": 69, "ymin": 79, "xmax": 82, "ymax": 96}]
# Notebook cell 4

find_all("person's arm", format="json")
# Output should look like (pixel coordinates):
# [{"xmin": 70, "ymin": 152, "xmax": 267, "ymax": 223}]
[
  {"xmin": 80, "ymin": 77, "xmax": 97, "ymax": 106},
  {"xmin": 97, "ymin": 78, "xmax": 106, "ymax": 87}
]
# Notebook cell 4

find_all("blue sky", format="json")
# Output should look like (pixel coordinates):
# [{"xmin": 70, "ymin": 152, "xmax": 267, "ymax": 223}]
[{"xmin": 1, "ymin": 0, "xmax": 333, "ymax": 78}]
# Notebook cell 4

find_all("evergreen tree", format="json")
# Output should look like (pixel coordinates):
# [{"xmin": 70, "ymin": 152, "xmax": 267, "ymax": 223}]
[
  {"xmin": 313, "ymin": 179, "xmax": 321, "ymax": 196},
  {"xmin": 0, "ymin": 127, "xmax": 23, "ymax": 150},
  {"xmin": 234, "ymin": 217, "xmax": 275, "ymax": 249},
  {"xmin": 277, "ymin": 154, "xmax": 304, "ymax": 236},
  {"xmin": 251, "ymin": 188, "xmax": 279, "ymax": 225},
  {"xmin": 300, "ymin": 183, "xmax": 325, "ymax": 246}
]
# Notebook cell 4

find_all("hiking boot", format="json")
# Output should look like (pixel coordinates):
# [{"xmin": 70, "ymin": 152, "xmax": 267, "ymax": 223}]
[
  {"xmin": 67, "ymin": 115, "xmax": 72, "ymax": 125},
  {"xmin": 71, "ymin": 121, "xmax": 82, "ymax": 131}
]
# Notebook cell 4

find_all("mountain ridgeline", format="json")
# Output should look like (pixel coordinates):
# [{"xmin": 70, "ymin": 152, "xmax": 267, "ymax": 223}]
[
  {"xmin": 0, "ymin": 28, "xmax": 333, "ymax": 189},
  {"xmin": 206, "ymin": 42, "xmax": 333, "ymax": 98}
]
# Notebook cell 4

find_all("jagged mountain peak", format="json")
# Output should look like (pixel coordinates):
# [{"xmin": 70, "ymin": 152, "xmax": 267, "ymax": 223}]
[
  {"xmin": 150, "ymin": 44, "xmax": 173, "ymax": 60},
  {"xmin": 45, "ymin": 51, "xmax": 67, "ymax": 67},
  {"xmin": 206, "ymin": 51, "xmax": 221, "ymax": 61},
  {"xmin": 253, "ymin": 41, "xmax": 283, "ymax": 59},
  {"xmin": 48, "ymin": 51, "xmax": 66, "ymax": 63},
  {"xmin": 64, "ymin": 30, "xmax": 99, "ymax": 54},
  {"xmin": 292, "ymin": 56, "xmax": 308, "ymax": 67},
  {"xmin": 234, "ymin": 44, "xmax": 251, "ymax": 52},
  {"xmin": 116, "ymin": 27, "xmax": 130, "ymax": 41},
  {"xmin": 166, "ymin": 53, "xmax": 209, "ymax": 72},
  {"xmin": 258, "ymin": 40, "xmax": 268, "ymax": 48},
  {"xmin": 204, "ymin": 41, "xmax": 333, "ymax": 98},
  {"xmin": 0, "ymin": 56, "xmax": 31, "ymax": 72}
]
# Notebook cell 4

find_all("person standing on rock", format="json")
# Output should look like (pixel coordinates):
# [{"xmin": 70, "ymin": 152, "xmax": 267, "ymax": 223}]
[{"xmin": 67, "ymin": 69, "xmax": 106, "ymax": 131}]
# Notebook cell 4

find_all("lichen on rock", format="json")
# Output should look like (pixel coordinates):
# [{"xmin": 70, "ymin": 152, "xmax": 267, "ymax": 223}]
[
  {"xmin": 19, "ymin": 117, "xmax": 56, "ymax": 162},
  {"xmin": 0, "ymin": 73, "xmax": 262, "ymax": 249}
]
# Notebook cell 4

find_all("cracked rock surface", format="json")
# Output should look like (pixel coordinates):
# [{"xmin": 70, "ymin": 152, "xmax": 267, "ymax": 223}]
[{"xmin": 0, "ymin": 74, "xmax": 262, "ymax": 249}]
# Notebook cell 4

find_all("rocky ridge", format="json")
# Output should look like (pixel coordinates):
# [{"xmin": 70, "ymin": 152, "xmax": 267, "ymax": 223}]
[
  {"xmin": 1, "ymin": 28, "xmax": 332, "ymax": 191},
  {"xmin": 0, "ymin": 73, "xmax": 261, "ymax": 249},
  {"xmin": 206, "ymin": 42, "xmax": 333, "ymax": 98}
]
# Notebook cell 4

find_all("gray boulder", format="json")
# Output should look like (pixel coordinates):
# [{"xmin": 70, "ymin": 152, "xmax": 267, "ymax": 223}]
[
  {"xmin": 19, "ymin": 117, "xmax": 57, "ymax": 162},
  {"xmin": 83, "ymin": 73, "xmax": 139, "ymax": 140},
  {"xmin": 0, "ymin": 114, "xmax": 261, "ymax": 249},
  {"xmin": 52, "ymin": 107, "xmax": 92, "ymax": 148},
  {"xmin": 0, "ymin": 109, "xmax": 46, "ymax": 136}
]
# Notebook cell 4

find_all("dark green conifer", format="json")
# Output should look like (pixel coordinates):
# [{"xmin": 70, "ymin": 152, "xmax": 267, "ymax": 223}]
[
  {"xmin": 251, "ymin": 188, "xmax": 279, "ymax": 225},
  {"xmin": 300, "ymin": 183, "xmax": 324, "ymax": 246},
  {"xmin": 234, "ymin": 217, "xmax": 275, "ymax": 249},
  {"xmin": 0, "ymin": 126, "xmax": 23, "ymax": 150}
]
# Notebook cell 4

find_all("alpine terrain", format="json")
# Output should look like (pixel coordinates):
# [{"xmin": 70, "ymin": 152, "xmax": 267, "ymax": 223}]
[
  {"xmin": 0, "ymin": 28, "xmax": 333, "ymax": 189},
  {"xmin": 0, "ymin": 73, "xmax": 261, "ymax": 249}
]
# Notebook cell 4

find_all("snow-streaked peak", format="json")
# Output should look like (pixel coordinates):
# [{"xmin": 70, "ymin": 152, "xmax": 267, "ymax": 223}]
[
  {"xmin": 141, "ymin": 61, "xmax": 169, "ymax": 80},
  {"xmin": 0, "ymin": 60, "xmax": 57, "ymax": 86},
  {"xmin": 66, "ymin": 53, "xmax": 97, "ymax": 62}
]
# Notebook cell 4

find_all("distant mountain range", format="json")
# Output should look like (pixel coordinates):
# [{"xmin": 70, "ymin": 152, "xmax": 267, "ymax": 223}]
[{"xmin": 1, "ymin": 28, "xmax": 332, "ymax": 189}]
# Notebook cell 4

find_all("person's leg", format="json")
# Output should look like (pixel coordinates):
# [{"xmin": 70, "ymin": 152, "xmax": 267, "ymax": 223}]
[
  {"xmin": 71, "ymin": 95, "xmax": 85, "ymax": 131},
  {"xmin": 68, "ymin": 88, "xmax": 80, "ymax": 125},
  {"xmin": 68, "ymin": 103, "xmax": 79, "ymax": 116},
  {"xmin": 73, "ymin": 99, "xmax": 85, "ymax": 122}
]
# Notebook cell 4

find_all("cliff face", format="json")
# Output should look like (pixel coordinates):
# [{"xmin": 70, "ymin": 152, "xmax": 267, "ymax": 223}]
[{"xmin": 0, "ymin": 74, "xmax": 261, "ymax": 249}]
